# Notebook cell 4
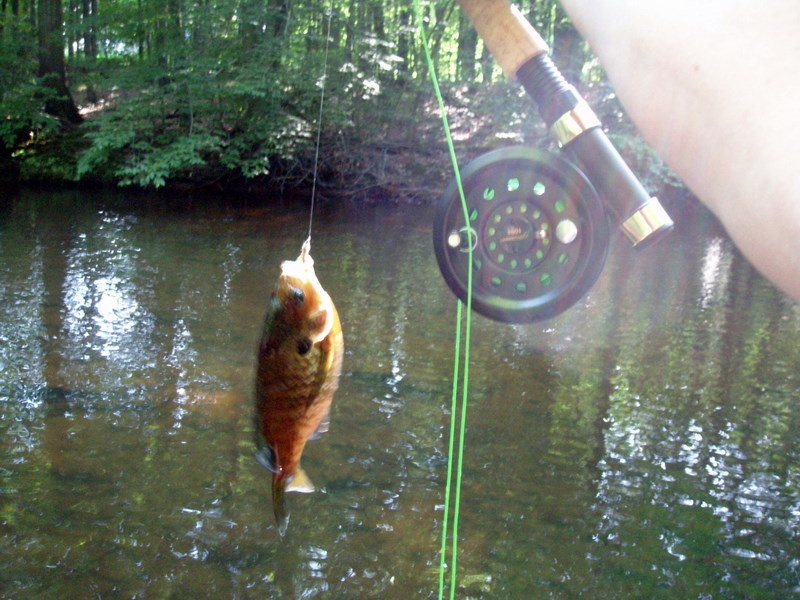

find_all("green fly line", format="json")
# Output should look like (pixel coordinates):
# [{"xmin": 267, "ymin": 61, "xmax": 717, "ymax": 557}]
[{"xmin": 413, "ymin": 2, "xmax": 474, "ymax": 598}]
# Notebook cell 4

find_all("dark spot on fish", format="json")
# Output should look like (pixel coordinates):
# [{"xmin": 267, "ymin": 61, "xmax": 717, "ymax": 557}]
[
  {"xmin": 290, "ymin": 287, "xmax": 305, "ymax": 305},
  {"xmin": 297, "ymin": 337, "xmax": 312, "ymax": 355}
]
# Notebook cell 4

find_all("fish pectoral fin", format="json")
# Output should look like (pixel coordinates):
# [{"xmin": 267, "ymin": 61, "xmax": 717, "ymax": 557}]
[
  {"xmin": 308, "ymin": 410, "xmax": 330, "ymax": 441},
  {"xmin": 286, "ymin": 466, "xmax": 315, "ymax": 494},
  {"xmin": 307, "ymin": 301, "xmax": 333, "ymax": 343},
  {"xmin": 255, "ymin": 445, "xmax": 278, "ymax": 473}
]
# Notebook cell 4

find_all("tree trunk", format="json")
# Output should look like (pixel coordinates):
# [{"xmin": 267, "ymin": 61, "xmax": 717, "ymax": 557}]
[
  {"xmin": 82, "ymin": 0, "xmax": 98, "ymax": 60},
  {"xmin": 37, "ymin": 0, "xmax": 82, "ymax": 123},
  {"xmin": 456, "ymin": 10, "xmax": 477, "ymax": 81}
]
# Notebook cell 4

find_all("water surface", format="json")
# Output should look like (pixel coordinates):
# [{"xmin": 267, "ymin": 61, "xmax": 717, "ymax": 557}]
[{"xmin": 0, "ymin": 188, "xmax": 798, "ymax": 599}]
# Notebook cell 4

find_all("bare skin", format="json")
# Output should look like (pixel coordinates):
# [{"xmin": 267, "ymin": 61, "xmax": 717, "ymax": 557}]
[{"xmin": 560, "ymin": 0, "xmax": 800, "ymax": 300}]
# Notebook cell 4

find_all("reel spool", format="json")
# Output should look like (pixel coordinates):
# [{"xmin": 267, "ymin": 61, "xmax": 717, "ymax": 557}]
[{"xmin": 433, "ymin": 146, "xmax": 609, "ymax": 323}]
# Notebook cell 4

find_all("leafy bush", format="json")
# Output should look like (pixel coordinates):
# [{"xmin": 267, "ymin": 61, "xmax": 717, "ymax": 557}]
[
  {"xmin": 0, "ymin": 31, "xmax": 60, "ymax": 156},
  {"xmin": 75, "ymin": 40, "xmax": 357, "ymax": 188}
]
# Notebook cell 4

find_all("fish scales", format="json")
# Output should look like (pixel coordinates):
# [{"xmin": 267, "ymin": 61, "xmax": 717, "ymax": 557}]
[{"xmin": 254, "ymin": 239, "xmax": 343, "ymax": 537}]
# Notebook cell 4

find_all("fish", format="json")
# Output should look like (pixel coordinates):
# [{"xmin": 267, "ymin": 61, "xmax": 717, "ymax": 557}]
[{"xmin": 254, "ymin": 238, "xmax": 344, "ymax": 536}]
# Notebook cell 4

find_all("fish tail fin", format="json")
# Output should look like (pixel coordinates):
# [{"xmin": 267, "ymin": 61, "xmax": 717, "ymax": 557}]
[
  {"xmin": 272, "ymin": 474, "xmax": 289, "ymax": 537},
  {"xmin": 286, "ymin": 465, "xmax": 315, "ymax": 493}
]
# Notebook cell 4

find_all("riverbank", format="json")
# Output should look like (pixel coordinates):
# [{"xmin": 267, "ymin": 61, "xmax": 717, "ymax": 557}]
[{"xmin": 7, "ymin": 79, "xmax": 683, "ymax": 205}]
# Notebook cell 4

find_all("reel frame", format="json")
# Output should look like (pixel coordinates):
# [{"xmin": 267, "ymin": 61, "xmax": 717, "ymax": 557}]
[{"xmin": 433, "ymin": 147, "xmax": 609, "ymax": 323}]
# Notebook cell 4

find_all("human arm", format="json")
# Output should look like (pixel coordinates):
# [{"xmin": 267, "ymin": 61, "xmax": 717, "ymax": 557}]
[{"xmin": 559, "ymin": 0, "xmax": 800, "ymax": 301}]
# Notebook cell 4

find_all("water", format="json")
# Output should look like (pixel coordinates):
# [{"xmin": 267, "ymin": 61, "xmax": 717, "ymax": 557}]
[{"xmin": 0, "ymin": 188, "xmax": 798, "ymax": 599}]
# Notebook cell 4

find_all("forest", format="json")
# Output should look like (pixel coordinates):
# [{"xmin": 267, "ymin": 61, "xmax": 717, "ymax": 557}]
[{"xmin": 0, "ymin": 0, "xmax": 680, "ymax": 201}]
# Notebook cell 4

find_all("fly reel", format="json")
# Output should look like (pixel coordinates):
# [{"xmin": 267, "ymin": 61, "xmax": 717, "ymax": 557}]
[
  {"xmin": 433, "ymin": 146, "xmax": 609, "ymax": 323},
  {"xmin": 433, "ymin": 3, "xmax": 674, "ymax": 324}
]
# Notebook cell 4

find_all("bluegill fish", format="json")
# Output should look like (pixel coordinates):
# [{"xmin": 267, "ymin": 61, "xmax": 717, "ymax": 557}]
[{"xmin": 254, "ymin": 238, "xmax": 344, "ymax": 536}]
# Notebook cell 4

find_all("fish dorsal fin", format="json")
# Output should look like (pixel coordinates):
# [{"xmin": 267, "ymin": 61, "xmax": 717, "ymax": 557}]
[{"xmin": 286, "ymin": 466, "xmax": 315, "ymax": 493}]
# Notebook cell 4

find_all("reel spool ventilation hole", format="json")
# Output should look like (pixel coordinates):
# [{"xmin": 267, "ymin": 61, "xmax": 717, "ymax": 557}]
[{"xmin": 433, "ymin": 146, "xmax": 609, "ymax": 323}]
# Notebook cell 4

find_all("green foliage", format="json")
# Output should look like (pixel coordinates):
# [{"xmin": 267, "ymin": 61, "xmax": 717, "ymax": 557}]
[
  {"xmin": 89, "ymin": 129, "xmax": 218, "ymax": 188},
  {"xmin": 76, "ymin": 45, "xmax": 351, "ymax": 186},
  {"xmin": 17, "ymin": 127, "xmax": 85, "ymax": 182},
  {"xmin": 1, "ymin": 0, "xmax": 683, "ymax": 193},
  {"xmin": 73, "ymin": 1, "xmax": 367, "ymax": 188},
  {"xmin": 0, "ymin": 28, "xmax": 58, "ymax": 150},
  {"xmin": 75, "ymin": 67, "xmax": 227, "ymax": 187},
  {"xmin": 0, "ymin": 81, "xmax": 60, "ymax": 149},
  {"xmin": 0, "ymin": 22, "xmax": 84, "ymax": 181}
]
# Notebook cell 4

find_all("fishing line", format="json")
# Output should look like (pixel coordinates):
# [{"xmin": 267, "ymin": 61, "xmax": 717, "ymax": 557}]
[
  {"xmin": 306, "ymin": 0, "xmax": 334, "ymax": 243},
  {"xmin": 413, "ymin": 2, "xmax": 474, "ymax": 599}
]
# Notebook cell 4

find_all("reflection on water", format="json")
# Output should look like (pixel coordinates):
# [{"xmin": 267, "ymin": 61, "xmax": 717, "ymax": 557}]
[{"xmin": 0, "ymin": 189, "xmax": 798, "ymax": 599}]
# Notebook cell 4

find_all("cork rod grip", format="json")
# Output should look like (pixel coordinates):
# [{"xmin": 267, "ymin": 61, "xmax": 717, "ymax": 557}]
[{"xmin": 456, "ymin": 0, "xmax": 549, "ymax": 79}]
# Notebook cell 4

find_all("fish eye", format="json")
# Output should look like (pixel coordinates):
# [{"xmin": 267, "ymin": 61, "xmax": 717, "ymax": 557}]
[
  {"xmin": 290, "ymin": 287, "xmax": 305, "ymax": 305},
  {"xmin": 297, "ymin": 338, "xmax": 312, "ymax": 355}
]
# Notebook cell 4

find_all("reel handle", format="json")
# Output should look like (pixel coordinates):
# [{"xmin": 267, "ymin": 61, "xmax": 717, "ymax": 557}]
[{"xmin": 456, "ymin": 0, "xmax": 673, "ymax": 247}]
